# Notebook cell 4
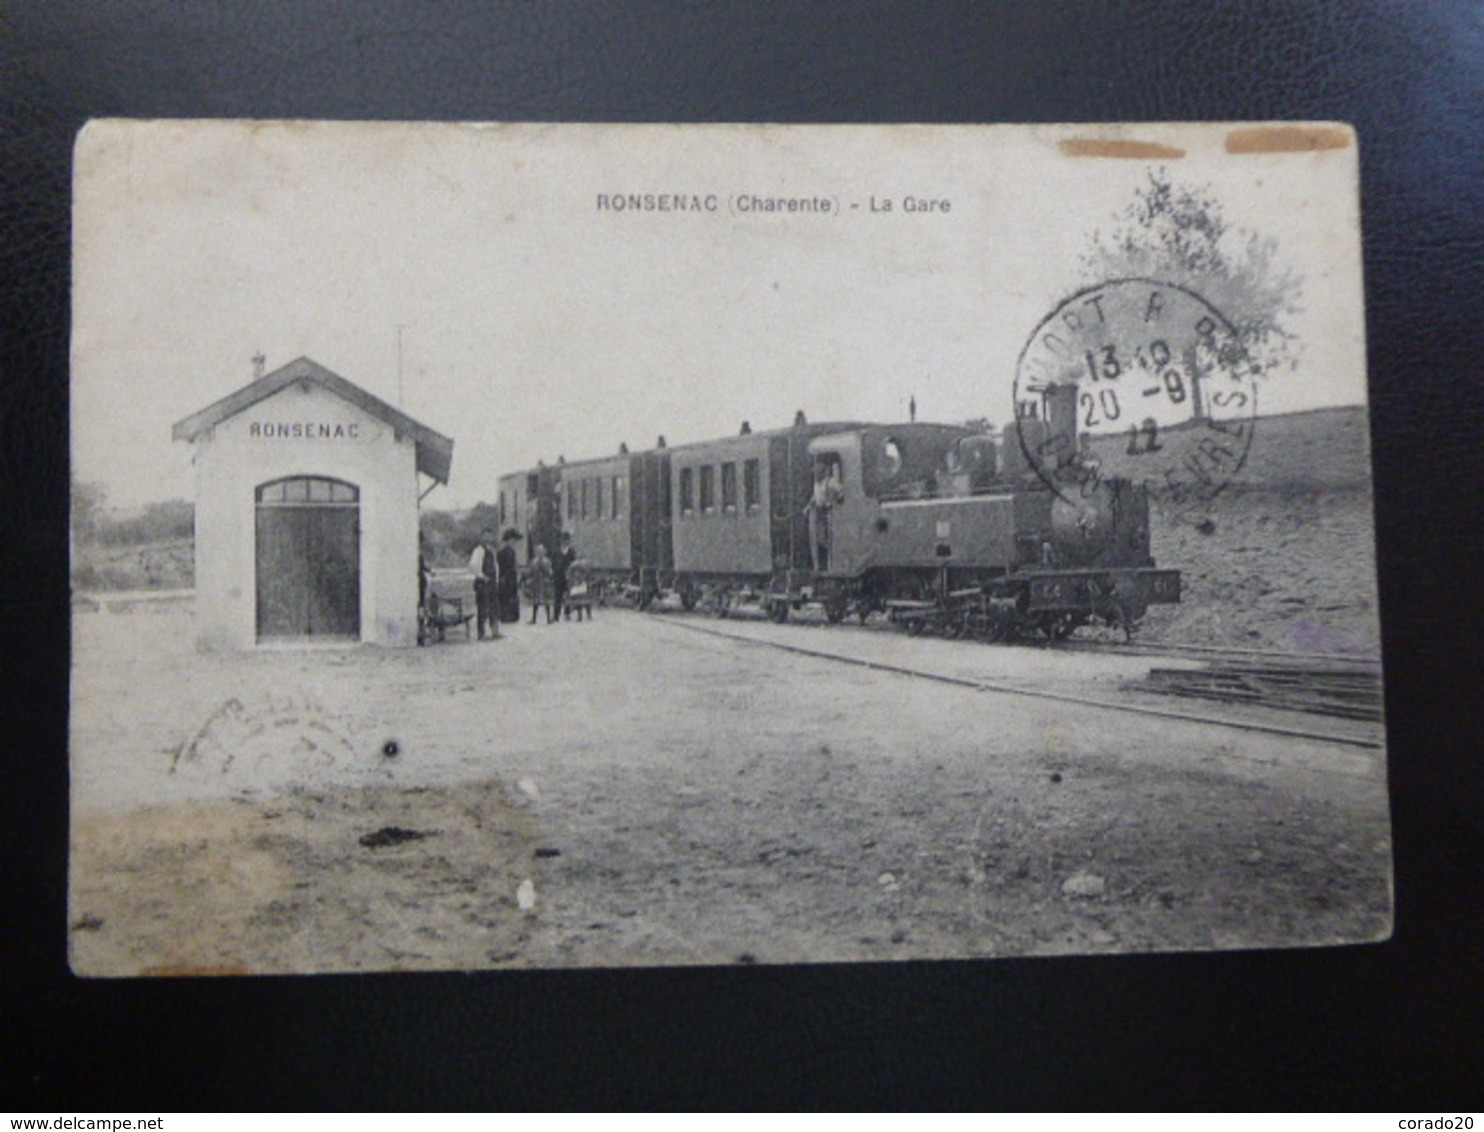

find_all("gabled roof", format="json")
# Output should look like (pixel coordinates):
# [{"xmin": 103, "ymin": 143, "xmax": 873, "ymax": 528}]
[{"xmin": 172, "ymin": 356, "xmax": 454, "ymax": 484}]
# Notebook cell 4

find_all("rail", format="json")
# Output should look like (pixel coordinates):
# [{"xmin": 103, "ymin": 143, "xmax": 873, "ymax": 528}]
[{"xmin": 656, "ymin": 616, "xmax": 1384, "ymax": 756}]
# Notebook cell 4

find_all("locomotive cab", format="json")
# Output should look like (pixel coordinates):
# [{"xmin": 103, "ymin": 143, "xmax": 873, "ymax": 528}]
[{"xmin": 807, "ymin": 423, "xmax": 988, "ymax": 578}]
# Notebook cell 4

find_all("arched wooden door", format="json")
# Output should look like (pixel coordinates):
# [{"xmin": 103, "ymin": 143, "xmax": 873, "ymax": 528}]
[{"xmin": 255, "ymin": 476, "xmax": 360, "ymax": 639}]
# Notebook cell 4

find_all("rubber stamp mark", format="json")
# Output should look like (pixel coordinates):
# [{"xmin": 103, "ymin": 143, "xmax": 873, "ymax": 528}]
[{"xmin": 1013, "ymin": 278, "xmax": 1259, "ymax": 520}]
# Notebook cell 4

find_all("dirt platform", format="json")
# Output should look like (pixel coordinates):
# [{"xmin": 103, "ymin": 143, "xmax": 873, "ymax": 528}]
[
  {"xmin": 69, "ymin": 602, "xmax": 1391, "ymax": 975},
  {"xmin": 71, "ymin": 780, "xmax": 543, "ymax": 975}
]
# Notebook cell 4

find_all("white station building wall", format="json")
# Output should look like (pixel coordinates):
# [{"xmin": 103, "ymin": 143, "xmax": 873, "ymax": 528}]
[{"xmin": 191, "ymin": 380, "xmax": 421, "ymax": 649}]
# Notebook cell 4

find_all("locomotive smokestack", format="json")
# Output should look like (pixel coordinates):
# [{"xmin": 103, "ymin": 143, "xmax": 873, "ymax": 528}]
[{"xmin": 1044, "ymin": 382, "xmax": 1080, "ymax": 469}]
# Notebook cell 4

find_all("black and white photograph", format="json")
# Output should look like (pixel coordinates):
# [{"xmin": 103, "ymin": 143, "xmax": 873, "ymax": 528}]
[{"xmin": 68, "ymin": 119, "xmax": 1389, "ymax": 977}]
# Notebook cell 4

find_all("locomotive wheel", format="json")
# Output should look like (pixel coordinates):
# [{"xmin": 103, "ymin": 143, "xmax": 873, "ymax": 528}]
[
  {"xmin": 971, "ymin": 612, "xmax": 1010, "ymax": 643},
  {"xmin": 969, "ymin": 598, "xmax": 1016, "ymax": 643},
  {"xmin": 1039, "ymin": 612, "xmax": 1081, "ymax": 640},
  {"xmin": 1101, "ymin": 600, "xmax": 1133, "ymax": 643}
]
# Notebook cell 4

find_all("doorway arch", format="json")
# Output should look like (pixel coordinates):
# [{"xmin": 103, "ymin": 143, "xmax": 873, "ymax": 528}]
[{"xmin": 255, "ymin": 476, "xmax": 361, "ymax": 639}]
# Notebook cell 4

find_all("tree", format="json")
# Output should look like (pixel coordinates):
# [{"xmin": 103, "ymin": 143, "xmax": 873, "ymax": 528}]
[
  {"xmin": 420, "ymin": 503, "xmax": 504, "ymax": 568},
  {"xmin": 1080, "ymin": 169, "xmax": 1304, "ymax": 378},
  {"xmin": 71, "ymin": 480, "xmax": 107, "ymax": 544}
]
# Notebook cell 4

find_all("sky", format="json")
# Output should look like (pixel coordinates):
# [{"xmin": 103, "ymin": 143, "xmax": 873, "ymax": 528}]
[{"xmin": 72, "ymin": 121, "xmax": 1368, "ymax": 511}]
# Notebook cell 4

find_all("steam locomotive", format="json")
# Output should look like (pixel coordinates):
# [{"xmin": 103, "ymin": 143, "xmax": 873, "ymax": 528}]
[{"xmin": 495, "ymin": 386, "xmax": 1179, "ymax": 640}]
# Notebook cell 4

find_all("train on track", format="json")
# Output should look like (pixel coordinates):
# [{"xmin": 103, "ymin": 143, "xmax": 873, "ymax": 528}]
[{"xmin": 495, "ymin": 386, "xmax": 1180, "ymax": 640}]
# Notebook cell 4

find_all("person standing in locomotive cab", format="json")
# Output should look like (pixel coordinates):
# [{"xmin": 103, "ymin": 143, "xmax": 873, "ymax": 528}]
[
  {"xmin": 807, "ymin": 457, "xmax": 845, "ymax": 572},
  {"xmin": 469, "ymin": 527, "xmax": 502, "ymax": 641}
]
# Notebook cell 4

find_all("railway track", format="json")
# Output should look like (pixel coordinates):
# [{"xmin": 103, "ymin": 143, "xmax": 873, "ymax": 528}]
[
  {"xmin": 631, "ymin": 589, "xmax": 1380, "ymax": 670},
  {"xmin": 1054, "ymin": 639, "xmax": 1384, "ymax": 725},
  {"xmin": 1056, "ymin": 636, "xmax": 1381, "ymax": 669},
  {"xmin": 655, "ymin": 614, "xmax": 1384, "ymax": 755}
]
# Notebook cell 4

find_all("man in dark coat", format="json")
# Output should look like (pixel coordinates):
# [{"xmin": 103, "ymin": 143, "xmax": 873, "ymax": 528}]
[
  {"xmin": 552, "ymin": 532, "xmax": 577, "ymax": 623},
  {"xmin": 496, "ymin": 528, "xmax": 521, "ymax": 624}
]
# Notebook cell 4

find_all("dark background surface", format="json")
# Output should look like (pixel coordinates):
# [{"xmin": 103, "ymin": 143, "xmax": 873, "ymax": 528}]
[{"xmin": 3, "ymin": 1, "xmax": 1481, "ymax": 1110}]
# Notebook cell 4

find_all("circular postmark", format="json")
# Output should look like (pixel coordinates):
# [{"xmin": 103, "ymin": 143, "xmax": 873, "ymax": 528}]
[{"xmin": 1012, "ymin": 278, "xmax": 1259, "ymax": 517}]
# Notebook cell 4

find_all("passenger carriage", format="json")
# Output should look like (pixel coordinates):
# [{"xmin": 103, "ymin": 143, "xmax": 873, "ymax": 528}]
[
  {"xmin": 665, "ymin": 419, "xmax": 864, "ymax": 615},
  {"xmin": 500, "ymin": 446, "xmax": 672, "ymax": 605}
]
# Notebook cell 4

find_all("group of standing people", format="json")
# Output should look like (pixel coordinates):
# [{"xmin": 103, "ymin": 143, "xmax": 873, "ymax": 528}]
[
  {"xmin": 459, "ymin": 527, "xmax": 583, "ymax": 640},
  {"xmin": 468, "ymin": 527, "xmax": 523, "ymax": 640},
  {"xmin": 522, "ymin": 532, "xmax": 580, "ymax": 625}
]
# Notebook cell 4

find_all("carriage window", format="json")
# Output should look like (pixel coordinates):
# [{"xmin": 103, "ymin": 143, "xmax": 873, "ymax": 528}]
[
  {"xmin": 699, "ymin": 465, "xmax": 715, "ymax": 512},
  {"xmin": 743, "ymin": 459, "xmax": 760, "ymax": 512},
  {"xmin": 721, "ymin": 462, "xmax": 737, "ymax": 512},
  {"xmin": 882, "ymin": 438, "xmax": 903, "ymax": 479},
  {"xmin": 565, "ymin": 483, "xmax": 574, "ymax": 521},
  {"xmin": 680, "ymin": 467, "xmax": 694, "ymax": 514},
  {"xmin": 595, "ymin": 475, "xmax": 605, "ymax": 520},
  {"xmin": 580, "ymin": 478, "xmax": 590, "ymax": 520},
  {"xmin": 612, "ymin": 475, "xmax": 623, "ymax": 519}
]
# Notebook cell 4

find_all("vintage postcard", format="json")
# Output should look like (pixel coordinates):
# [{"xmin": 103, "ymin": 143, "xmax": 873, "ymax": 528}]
[{"xmin": 70, "ymin": 120, "xmax": 1388, "ymax": 975}]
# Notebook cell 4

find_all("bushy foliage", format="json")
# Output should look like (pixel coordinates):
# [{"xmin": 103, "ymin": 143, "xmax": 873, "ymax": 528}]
[
  {"xmin": 1081, "ymin": 170, "xmax": 1304, "ymax": 377},
  {"xmin": 420, "ymin": 503, "xmax": 503, "ymax": 568},
  {"xmin": 96, "ymin": 499, "xmax": 195, "ymax": 546},
  {"xmin": 72, "ymin": 483, "xmax": 194, "ymax": 547}
]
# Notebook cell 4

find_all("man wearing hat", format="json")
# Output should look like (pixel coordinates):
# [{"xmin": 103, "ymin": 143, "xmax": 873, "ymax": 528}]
[
  {"xmin": 496, "ymin": 528, "xmax": 522, "ymax": 625},
  {"xmin": 552, "ymin": 531, "xmax": 577, "ymax": 624}
]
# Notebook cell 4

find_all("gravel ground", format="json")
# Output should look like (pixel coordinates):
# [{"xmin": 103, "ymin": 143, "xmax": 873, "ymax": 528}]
[
  {"xmin": 69, "ymin": 602, "xmax": 1391, "ymax": 974},
  {"xmin": 1096, "ymin": 406, "xmax": 1381, "ymax": 655}
]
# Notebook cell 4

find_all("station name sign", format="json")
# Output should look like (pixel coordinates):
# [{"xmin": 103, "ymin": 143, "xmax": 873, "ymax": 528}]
[{"xmin": 249, "ymin": 421, "xmax": 361, "ymax": 440}]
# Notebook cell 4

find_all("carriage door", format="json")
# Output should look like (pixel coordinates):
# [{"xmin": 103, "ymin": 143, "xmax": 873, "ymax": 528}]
[{"xmin": 256, "ymin": 477, "xmax": 361, "ymax": 639}]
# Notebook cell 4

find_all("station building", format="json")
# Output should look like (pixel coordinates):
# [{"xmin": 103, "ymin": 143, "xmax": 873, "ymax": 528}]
[{"xmin": 172, "ymin": 357, "xmax": 453, "ymax": 650}]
